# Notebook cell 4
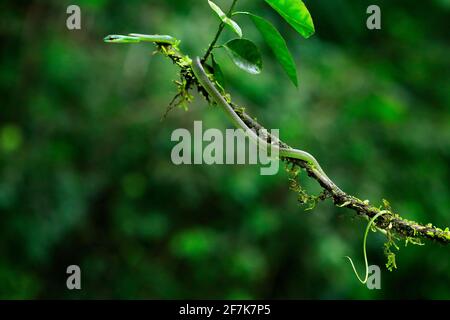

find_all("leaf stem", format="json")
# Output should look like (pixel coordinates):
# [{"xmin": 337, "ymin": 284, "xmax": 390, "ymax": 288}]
[{"xmin": 202, "ymin": 0, "xmax": 238, "ymax": 63}]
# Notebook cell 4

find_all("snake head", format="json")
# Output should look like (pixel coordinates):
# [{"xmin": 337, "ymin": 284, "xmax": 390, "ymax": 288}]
[{"xmin": 103, "ymin": 35, "xmax": 140, "ymax": 43}]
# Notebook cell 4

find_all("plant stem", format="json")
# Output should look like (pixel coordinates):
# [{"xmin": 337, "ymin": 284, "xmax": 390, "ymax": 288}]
[{"xmin": 202, "ymin": 0, "xmax": 238, "ymax": 63}]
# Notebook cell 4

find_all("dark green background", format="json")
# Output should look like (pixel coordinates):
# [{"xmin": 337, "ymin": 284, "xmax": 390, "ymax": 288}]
[{"xmin": 1, "ymin": 0, "xmax": 449, "ymax": 299}]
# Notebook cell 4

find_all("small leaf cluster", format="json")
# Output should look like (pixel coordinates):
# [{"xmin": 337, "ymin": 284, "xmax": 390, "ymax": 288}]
[{"xmin": 207, "ymin": 0, "xmax": 315, "ymax": 87}]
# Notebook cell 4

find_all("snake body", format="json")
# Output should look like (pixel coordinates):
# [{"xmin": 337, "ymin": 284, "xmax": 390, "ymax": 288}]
[
  {"xmin": 191, "ymin": 57, "xmax": 331, "ymax": 181},
  {"xmin": 104, "ymin": 34, "xmax": 331, "ymax": 182},
  {"xmin": 104, "ymin": 34, "xmax": 412, "ymax": 284}
]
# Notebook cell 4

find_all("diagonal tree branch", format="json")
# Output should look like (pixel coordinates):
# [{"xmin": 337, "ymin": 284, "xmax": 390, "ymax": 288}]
[{"xmin": 157, "ymin": 42, "xmax": 450, "ymax": 245}]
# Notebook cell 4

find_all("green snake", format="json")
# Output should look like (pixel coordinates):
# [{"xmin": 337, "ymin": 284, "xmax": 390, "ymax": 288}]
[
  {"xmin": 105, "ymin": 33, "xmax": 385, "ymax": 283},
  {"xmin": 105, "ymin": 33, "xmax": 332, "ymax": 182}
]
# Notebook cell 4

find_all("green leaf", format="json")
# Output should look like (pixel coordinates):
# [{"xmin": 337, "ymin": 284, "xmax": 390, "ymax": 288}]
[
  {"xmin": 245, "ymin": 13, "xmax": 298, "ymax": 86},
  {"xmin": 223, "ymin": 39, "xmax": 262, "ymax": 74},
  {"xmin": 264, "ymin": 0, "xmax": 315, "ymax": 38},
  {"xmin": 211, "ymin": 54, "xmax": 225, "ymax": 89},
  {"xmin": 208, "ymin": 1, "xmax": 242, "ymax": 37}
]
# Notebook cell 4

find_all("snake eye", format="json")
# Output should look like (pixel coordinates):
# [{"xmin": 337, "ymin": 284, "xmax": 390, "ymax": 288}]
[{"xmin": 104, "ymin": 35, "xmax": 119, "ymax": 42}]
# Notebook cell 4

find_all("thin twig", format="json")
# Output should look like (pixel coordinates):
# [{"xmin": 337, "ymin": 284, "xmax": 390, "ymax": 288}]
[{"xmin": 202, "ymin": 0, "xmax": 238, "ymax": 63}]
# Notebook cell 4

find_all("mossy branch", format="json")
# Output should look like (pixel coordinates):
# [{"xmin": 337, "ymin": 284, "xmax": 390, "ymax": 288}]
[{"xmin": 156, "ymin": 42, "xmax": 450, "ymax": 248}]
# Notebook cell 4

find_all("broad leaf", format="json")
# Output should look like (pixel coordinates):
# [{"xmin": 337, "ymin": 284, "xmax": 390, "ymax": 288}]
[
  {"xmin": 211, "ymin": 54, "xmax": 225, "ymax": 89},
  {"xmin": 264, "ymin": 0, "xmax": 315, "ymax": 38},
  {"xmin": 246, "ymin": 13, "xmax": 298, "ymax": 86},
  {"xmin": 224, "ymin": 39, "xmax": 262, "ymax": 74},
  {"xmin": 208, "ymin": 1, "xmax": 242, "ymax": 37}
]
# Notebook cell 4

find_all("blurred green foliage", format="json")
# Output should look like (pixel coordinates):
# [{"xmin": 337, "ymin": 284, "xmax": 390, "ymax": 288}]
[{"xmin": 0, "ymin": 0, "xmax": 449, "ymax": 299}]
